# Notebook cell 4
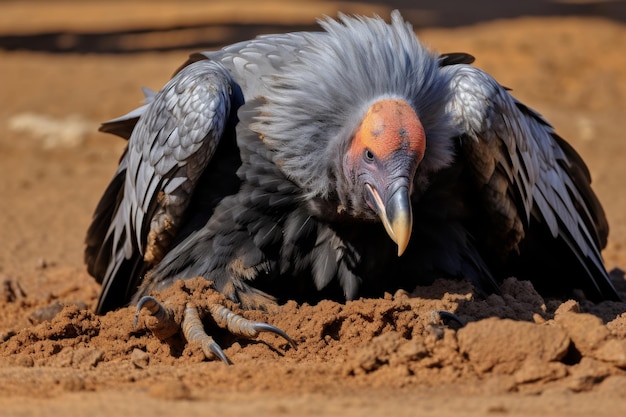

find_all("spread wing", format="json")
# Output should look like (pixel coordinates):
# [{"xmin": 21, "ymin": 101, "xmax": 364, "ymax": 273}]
[
  {"xmin": 442, "ymin": 63, "xmax": 618, "ymax": 301},
  {"xmin": 85, "ymin": 59, "xmax": 236, "ymax": 313}
]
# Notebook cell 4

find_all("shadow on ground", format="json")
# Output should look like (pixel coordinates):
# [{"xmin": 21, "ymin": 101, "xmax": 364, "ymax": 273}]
[{"xmin": 1, "ymin": 0, "xmax": 625, "ymax": 54}]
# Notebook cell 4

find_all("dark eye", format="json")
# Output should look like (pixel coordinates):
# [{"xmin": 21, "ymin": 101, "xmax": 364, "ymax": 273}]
[{"xmin": 364, "ymin": 149, "xmax": 375, "ymax": 162}]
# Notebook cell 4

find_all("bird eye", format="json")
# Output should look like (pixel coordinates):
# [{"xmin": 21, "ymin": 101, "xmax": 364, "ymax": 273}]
[{"xmin": 364, "ymin": 149, "xmax": 375, "ymax": 162}]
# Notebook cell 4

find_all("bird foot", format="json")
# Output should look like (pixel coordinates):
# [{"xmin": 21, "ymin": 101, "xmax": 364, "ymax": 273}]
[
  {"xmin": 430, "ymin": 310, "xmax": 465, "ymax": 327},
  {"xmin": 426, "ymin": 310, "xmax": 465, "ymax": 339},
  {"xmin": 134, "ymin": 295, "xmax": 296, "ymax": 364}
]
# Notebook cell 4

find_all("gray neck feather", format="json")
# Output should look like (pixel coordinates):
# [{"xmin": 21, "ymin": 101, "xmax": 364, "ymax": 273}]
[{"xmin": 250, "ymin": 11, "xmax": 458, "ymax": 209}]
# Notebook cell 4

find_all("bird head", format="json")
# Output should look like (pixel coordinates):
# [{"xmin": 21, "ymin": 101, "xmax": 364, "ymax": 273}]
[
  {"xmin": 344, "ymin": 98, "xmax": 426, "ymax": 256},
  {"xmin": 251, "ymin": 13, "xmax": 456, "ymax": 257}
]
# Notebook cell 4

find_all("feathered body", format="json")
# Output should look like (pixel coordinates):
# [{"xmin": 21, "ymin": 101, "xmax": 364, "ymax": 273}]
[{"xmin": 86, "ymin": 12, "xmax": 618, "ymax": 314}]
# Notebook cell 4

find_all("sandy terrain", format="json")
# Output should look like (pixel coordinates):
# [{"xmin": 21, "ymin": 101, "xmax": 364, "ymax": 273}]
[{"xmin": 1, "ymin": 1, "xmax": 626, "ymax": 415}]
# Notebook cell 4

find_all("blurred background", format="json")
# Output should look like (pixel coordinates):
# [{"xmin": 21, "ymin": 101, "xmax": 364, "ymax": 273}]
[{"xmin": 1, "ymin": 0, "xmax": 625, "ymax": 53}]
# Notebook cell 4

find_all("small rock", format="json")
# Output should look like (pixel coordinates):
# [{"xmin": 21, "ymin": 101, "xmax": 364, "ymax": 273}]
[
  {"xmin": 457, "ymin": 318, "xmax": 570, "ymax": 374},
  {"xmin": 131, "ymin": 348, "xmax": 150, "ymax": 369},
  {"xmin": 592, "ymin": 338, "xmax": 626, "ymax": 368},
  {"xmin": 29, "ymin": 301, "xmax": 64, "ymax": 324},
  {"xmin": 554, "ymin": 300, "xmax": 580, "ymax": 316},
  {"xmin": 554, "ymin": 312, "xmax": 610, "ymax": 356}
]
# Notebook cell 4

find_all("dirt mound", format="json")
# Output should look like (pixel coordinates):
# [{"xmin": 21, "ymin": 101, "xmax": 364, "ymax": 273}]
[{"xmin": 1, "ymin": 275, "xmax": 624, "ymax": 400}]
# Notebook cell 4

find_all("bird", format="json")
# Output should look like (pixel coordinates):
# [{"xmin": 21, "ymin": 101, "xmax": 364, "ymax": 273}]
[{"xmin": 85, "ymin": 11, "xmax": 619, "ymax": 361}]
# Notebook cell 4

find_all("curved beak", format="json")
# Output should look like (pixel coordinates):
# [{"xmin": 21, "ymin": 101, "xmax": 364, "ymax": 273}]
[{"xmin": 365, "ymin": 184, "xmax": 413, "ymax": 256}]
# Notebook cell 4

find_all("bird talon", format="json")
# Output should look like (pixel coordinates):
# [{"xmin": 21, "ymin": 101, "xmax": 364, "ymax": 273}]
[
  {"xmin": 133, "ymin": 296, "xmax": 293, "ymax": 364},
  {"xmin": 206, "ymin": 339, "xmax": 232, "ymax": 365},
  {"xmin": 134, "ymin": 295, "xmax": 179, "ymax": 339},
  {"xmin": 183, "ymin": 302, "xmax": 232, "ymax": 364},
  {"xmin": 430, "ymin": 310, "xmax": 465, "ymax": 327},
  {"xmin": 209, "ymin": 304, "xmax": 296, "ymax": 350},
  {"xmin": 249, "ymin": 322, "xmax": 297, "ymax": 350}
]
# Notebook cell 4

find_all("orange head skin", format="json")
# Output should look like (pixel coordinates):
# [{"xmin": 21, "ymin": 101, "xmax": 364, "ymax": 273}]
[
  {"xmin": 348, "ymin": 98, "xmax": 426, "ymax": 166},
  {"xmin": 345, "ymin": 98, "xmax": 426, "ymax": 255}
]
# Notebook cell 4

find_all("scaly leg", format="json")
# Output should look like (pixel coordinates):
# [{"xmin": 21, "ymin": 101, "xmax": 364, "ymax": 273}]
[{"xmin": 134, "ymin": 296, "xmax": 296, "ymax": 364}]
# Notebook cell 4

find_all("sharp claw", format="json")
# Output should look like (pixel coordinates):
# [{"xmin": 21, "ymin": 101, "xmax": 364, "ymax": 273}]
[
  {"xmin": 209, "ymin": 304, "xmax": 296, "ymax": 350},
  {"xmin": 250, "ymin": 322, "xmax": 298, "ymax": 350},
  {"xmin": 206, "ymin": 340, "xmax": 233, "ymax": 365},
  {"xmin": 431, "ymin": 310, "xmax": 465, "ymax": 327},
  {"xmin": 134, "ymin": 295, "xmax": 179, "ymax": 339},
  {"xmin": 134, "ymin": 296, "xmax": 160, "ymax": 328},
  {"xmin": 183, "ymin": 303, "xmax": 232, "ymax": 364}
]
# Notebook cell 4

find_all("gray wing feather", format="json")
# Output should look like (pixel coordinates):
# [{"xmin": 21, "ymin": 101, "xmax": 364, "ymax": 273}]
[
  {"xmin": 195, "ymin": 32, "xmax": 319, "ymax": 97},
  {"xmin": 443, "ymin": 63, "xmax": 612, "ymax": 294},
  {"xmin": 125, "ymin": 61, "xmax": 232, "ymax": 254},
  {"xmin": 446, "ymin": 66, "xmax": 538, "ymax": 221},
  {"xmin": 96, "ymin": 59, "xmax": 234, "ymax": 309},
  {"xmin": 92, "ymin": 34, "xmax": 316, "ymax": 311}
]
